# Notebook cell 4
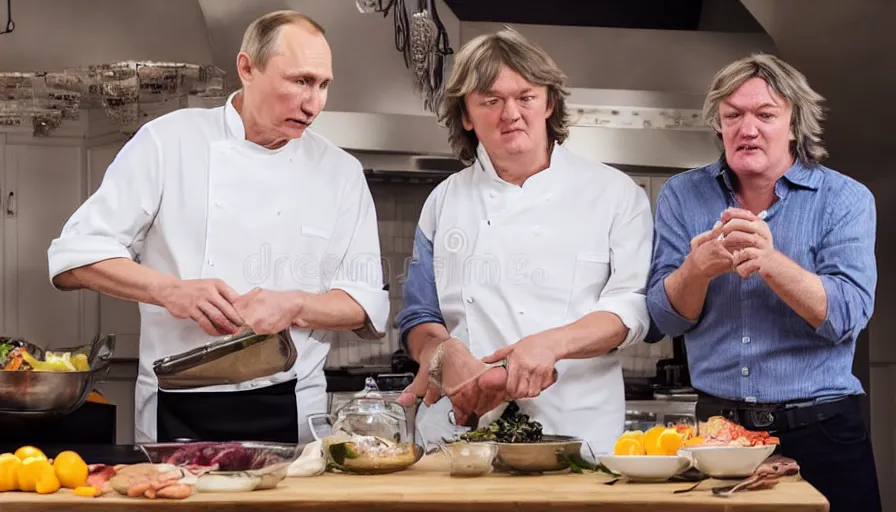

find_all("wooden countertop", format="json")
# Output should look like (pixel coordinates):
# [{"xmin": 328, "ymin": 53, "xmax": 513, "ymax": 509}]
[{"xmin": 0, "ymin": 454, "xmax": 829, "ymax": 512}]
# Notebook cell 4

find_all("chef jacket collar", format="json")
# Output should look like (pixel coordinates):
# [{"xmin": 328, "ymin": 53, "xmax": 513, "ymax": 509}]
[
  {"xmin": 474, "ymin": 141, "xmax": 563, "ymax": 191},
  {"xmin": 224, "ymin": 90, "xmax": 298, "ymax": 156}
]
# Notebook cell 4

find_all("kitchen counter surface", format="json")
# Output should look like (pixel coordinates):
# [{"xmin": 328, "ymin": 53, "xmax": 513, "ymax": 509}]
[{"xmin": 0, "ymin": 453, "xmax": 829, "ymax": 512}]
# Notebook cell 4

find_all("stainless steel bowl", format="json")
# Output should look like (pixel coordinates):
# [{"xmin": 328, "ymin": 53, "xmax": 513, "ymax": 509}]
[
  {"xmin": 0, "ymin": 334, "xmax": 115, "ymax": 416},
  {"xmin": 138, "ymin": 441, "xmax": 302, "ymax": 491},
  {"xmin": 493, "ymin": 435, "xmax": 583, "ymax": 473}
]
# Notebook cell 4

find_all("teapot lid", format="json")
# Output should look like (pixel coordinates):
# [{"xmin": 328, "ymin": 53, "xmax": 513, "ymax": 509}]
[{"xmin": 340, "ymin": 376, "xmax": 392, "ymax": 415}]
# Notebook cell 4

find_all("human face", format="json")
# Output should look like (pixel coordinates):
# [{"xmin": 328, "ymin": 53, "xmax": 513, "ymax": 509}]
[
  {"xmin": 239, "ymin": 22, "xmax": 333, "ymax": 142},
  {"xmin": 719, "ymin": 77, "xmax": 795, "ymax": 178},
  {"xmin": 462, "ymin": 66, "xmax": 553, "ymax": 163}
]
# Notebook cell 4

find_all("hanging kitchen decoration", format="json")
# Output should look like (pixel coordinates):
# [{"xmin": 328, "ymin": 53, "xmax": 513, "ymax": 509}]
[
  {"xmin": 409, "ymin": 0, "xmax": 452, "ymax": 113},
  {"xmin": 366, "ymin": 0, "xmax": 452, "ymax": 113},
  {"xmin": 0, "ymin": 61, "xmax": 231, "ymax": 137}
]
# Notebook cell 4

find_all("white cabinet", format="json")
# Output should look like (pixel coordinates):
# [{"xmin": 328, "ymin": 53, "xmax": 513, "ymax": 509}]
[{"xmin": 0, "ymin": 141, "xmax": 92, "ymax": 348}]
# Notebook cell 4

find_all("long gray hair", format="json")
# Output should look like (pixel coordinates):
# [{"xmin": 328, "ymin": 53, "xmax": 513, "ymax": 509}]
[
  {"xmin": 438, "ymin": 28, "xmax": 570, "ymax": 165},
  {"xmin": 703, "ymin": 53, "xmax": 828, "ymax": 165}
]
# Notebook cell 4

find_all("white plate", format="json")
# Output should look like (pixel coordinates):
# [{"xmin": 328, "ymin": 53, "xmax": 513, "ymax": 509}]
[
  {"xmin": 598, "ymin": 455, "xmax": 692, "ymax": 482},
  {"xmin": 678, "ymin": 444, "xmax": 776, "ymax": 478}
]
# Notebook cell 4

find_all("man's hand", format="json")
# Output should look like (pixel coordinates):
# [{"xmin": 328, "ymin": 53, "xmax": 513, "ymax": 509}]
[
  {"xmin": 483, "ymin": 334, "xmax": 559, "ymax": 400},
  {"xmin": 154, "ymin": 278, "xmax": 244, "ymax": 336},
  {"xmin": 397, "ymin": 338, "xmax": 507, "ymax": 427},
  {"xmin": 684, "ymin": 221, "xmax": 735, "ymax": 280},
  {"xmin": 232, "ymin": 288, "xmax": 304, "ymax": 335},
  {"xmin": 720, "ymin": 209, "xmax": 777, "ymax": 279}
]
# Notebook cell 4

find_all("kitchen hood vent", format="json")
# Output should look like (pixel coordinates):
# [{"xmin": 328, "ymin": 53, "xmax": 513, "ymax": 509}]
[{"xmin": 349, "ymin": 150, "xmax": 465, "ymax": 184}]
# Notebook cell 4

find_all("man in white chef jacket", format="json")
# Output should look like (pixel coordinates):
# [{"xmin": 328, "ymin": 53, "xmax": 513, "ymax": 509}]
[
  {"xmin": 47, "ymin": 11, "xmax": 388, "ymax": 444},
  {"xmin": 395, "ymin": 28, "xmax": 652, "ymax": 456}
]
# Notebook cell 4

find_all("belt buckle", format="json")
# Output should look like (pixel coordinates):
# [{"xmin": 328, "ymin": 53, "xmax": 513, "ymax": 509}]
[{"xmin": 746, "ymin": 408, "xmax": 775, "ymax": 429}]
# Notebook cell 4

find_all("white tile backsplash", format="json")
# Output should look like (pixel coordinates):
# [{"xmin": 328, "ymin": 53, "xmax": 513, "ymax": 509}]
[{"xmin": 327, "ymin": 176, "xmax": 673, "ymax": 373}]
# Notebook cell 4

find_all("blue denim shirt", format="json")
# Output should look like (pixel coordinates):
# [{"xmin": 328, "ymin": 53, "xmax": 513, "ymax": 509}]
[{"xmin": 647, "ymin": 156, "xmax": 876, "ymax": 403}]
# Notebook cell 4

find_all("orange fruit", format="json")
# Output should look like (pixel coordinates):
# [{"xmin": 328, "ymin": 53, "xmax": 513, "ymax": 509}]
[
  {"xmin": 14, "ymin": 446, "xmax": 46, "ymax": 462},
  {"xmin": 619, "ymin": 430, "xmax": 644, "ymax": 444},
  {"xmin": 658, "ymin": 429, "xmax": 684, "ymax": 456},
  {"xmin": 683, "ymin": 436, "xmax": 705, "ymax": 447},
  {"xmin": 614, "ymin": 437, "xmax": 645, "ymax": 456},
  {"xmin": 52, "ymin": 451, "xmax": 88, "ymax": 489},
  {"xmin": 643, "ymin": 425, "xmax": 667, "ymax": 455}
]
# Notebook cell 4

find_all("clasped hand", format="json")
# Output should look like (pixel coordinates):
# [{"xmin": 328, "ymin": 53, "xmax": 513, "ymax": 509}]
[{"xmin": 688, "ymin": 208, "xmax": 779, "ymax": 279}]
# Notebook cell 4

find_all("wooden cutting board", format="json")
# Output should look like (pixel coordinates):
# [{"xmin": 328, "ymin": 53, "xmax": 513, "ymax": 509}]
[{"xmin": 0, "ymin": 454, "xmax": 829, "ymax": 512}]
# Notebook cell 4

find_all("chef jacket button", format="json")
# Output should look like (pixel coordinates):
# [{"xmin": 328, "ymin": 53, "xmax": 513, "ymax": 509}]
[
  {"xmin": 215, "ymin": 202, "xmax": 222, "ymax": 209},
  {"xmin": 533, "ymin": 226, "xmax": 541, "ymax": 236},
  {"xmin": 741, "ymin": 367, "xmax": 750, "ymax": 376},
  {"xmin": 489, "ymin": 191, "xmax": 496, "ymax": 198},
  {"xmin": 518, "ymin": 309, "xmax": 525, "ymax": 315},
  {"xmin": 466, "ymin": 297, "xmax": 474, "ymax": 304},
  {"xmin": 742, "ymin": 336, "xmax": 751, "ymax": 343}
]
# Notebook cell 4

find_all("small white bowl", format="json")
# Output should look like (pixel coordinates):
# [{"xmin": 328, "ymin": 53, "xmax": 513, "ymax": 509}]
[
  {"xmin": 678, "ymin": 445, "xmax": 776, "ymax": 478},
  {"xmin": 598, "ymin": 455, "xmax": 692, "ymax": 482}
]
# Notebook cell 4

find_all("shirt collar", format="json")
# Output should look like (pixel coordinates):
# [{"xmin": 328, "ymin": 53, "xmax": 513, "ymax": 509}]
[
  {"xmin": 224, "ymin": 90, "xmax": 245, "ymax": 140},
  {"xmin": 223, "ymin": 90, "xmax": 294, "ymax": 155},
  {"xmin": 475, "ymin": 142, "xmax": 563, "ymax": 187},
  {"xmin": 707, "ymin": 153, "xmax": 822, "ymax": 192}
]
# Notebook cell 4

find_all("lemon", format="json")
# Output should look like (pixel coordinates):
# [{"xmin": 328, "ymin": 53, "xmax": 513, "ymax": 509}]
[
  {"xmin": 53, "ymin": 451, "xmax": 88, "ymax": 489},
  {"xmin": 14, "ymin": 446, "xmax": 46, "ymax": 462}
]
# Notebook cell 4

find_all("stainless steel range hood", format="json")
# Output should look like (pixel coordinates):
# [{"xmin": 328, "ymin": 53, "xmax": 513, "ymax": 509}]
[{"xmin": 306, "ymin": 87, "xmax": 721, "ymax": 178}]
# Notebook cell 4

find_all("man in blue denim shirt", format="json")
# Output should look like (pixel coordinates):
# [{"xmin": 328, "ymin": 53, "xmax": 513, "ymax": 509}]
[{"xmin": 647, "ymin": 54, "xmax": 880, "ymax": 511}]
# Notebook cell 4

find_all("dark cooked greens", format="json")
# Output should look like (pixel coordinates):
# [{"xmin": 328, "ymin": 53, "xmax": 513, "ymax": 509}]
[{"xmin": 460, "ymin": 411, "xmax": 544, "ymax": 443}]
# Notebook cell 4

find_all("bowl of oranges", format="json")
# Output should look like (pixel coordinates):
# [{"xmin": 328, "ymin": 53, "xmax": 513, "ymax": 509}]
[{"xmin": 597, "ymin": 424, "xmax": 701, "ymax": 482}]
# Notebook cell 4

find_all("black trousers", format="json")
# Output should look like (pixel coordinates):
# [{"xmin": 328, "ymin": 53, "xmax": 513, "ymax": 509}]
[
  {"xmin": 696, "ymin": 394, "xmax": 881, "ymax": 512},
  {"xmin": 156, "ymin": 379, "xmax": 299, "ymax": 443}
]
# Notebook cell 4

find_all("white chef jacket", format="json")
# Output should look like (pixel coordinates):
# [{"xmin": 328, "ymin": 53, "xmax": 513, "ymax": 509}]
[
  {"xmin": 47, "ymin": 92, "xmax": 389, "ymax": 443},
  {"xmin": 398, "ymin": 143, "xmax": 652, "ymax": 457}
]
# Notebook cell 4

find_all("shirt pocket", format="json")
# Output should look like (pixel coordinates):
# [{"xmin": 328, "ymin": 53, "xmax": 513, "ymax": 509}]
[{"xmin": 566, "ymin": 251, "xmax": 612, "ymax": 321}]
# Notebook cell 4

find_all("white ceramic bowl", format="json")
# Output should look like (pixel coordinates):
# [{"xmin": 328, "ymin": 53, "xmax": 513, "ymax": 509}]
[
  {"xmin": 678, "ymin": 444, "xmax": 776, "ymax": 478},
  {"xmin": 598, "ymin": 455, "xmax": 692, "ymax": 482}
]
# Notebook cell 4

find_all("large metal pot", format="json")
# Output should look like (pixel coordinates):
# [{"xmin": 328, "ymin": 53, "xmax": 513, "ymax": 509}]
[{"xmin": 0, "ymin": 334, "xmax": 115, "ymax": 417}]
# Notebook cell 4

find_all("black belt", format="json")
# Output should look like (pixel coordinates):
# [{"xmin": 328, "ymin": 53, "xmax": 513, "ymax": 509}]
[{"xmin": 695, "ymin": 393, "xmax": 856, "ymax": 434}]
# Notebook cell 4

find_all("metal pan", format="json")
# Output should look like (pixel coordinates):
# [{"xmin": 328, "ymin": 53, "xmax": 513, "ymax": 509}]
[{"xmin": 153, "ymin": 328, "xmax": 297, "ymax": 390}]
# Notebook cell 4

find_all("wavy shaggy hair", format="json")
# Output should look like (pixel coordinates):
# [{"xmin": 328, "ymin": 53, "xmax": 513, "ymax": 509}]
[
  {"xmin": 703, "ymin": 53, "xmax": 828, "ymax": 165},
  {"xmin": 438, "ymin": 28, "xmax": 570, "ymax": 165}
]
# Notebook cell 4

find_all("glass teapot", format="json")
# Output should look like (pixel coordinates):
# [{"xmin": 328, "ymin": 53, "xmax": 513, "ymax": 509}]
[{"xmin": 307, "ymin": 377, "xmax": 423, "ymax": 474}]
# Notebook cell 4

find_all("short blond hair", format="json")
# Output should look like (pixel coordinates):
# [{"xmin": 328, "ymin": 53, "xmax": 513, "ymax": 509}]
[
  {"xmin": 439, "ymin": 28, "xmax": 570, "ymax": 165},
  {"xmin": 703, "ymin": 53, "xmax": 828, "ymax": 165},
  {"xmin": 240, "ymin": 10, "xmax": 325, "ymax": 71}
]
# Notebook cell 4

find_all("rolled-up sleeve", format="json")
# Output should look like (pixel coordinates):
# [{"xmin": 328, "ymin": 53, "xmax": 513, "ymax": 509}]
[
  {"xmin": 326, "ymin": 165, "xmax": 389, "ymax": 340},
  {"xmin": 589, "ymin": 182, "xmax": 653, "ymax": 349},
  {"xmin": 47, "ymin": 124, "xmax": 164, "ymax": 288},
  {"xmin": 814, "ymin": 185, "xmax": 877, "ymax": 344},
  {"xmin": 646, "ymin": 182, "xmax": 699, "ymax": 337},
  {"xmin": 395, "ymin": 226, "xmax": 445, "ymax": 351}
]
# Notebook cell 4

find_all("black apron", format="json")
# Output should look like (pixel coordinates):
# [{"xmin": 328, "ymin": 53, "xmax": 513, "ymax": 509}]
[{"xmin": 156, "ymin": 379, "xmax": 299, "ymax": 442}]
